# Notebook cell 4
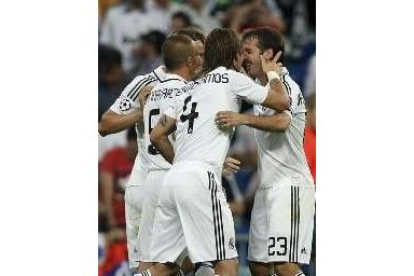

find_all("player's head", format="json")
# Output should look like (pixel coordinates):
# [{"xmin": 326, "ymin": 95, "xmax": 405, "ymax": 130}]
[
  {"xmin": 139, "ymin": 30, "xmax": 167, "ymax": 58},
  {"xmin": 171, "ymin": 26, "xmax": 206, "ymax": 74},
  {"xmin": 98, "ymin": 45, "xmax": 124, "ymax": 85},
  {"xmin": 241, "ymin": 27, "xmax": 285, "ymax": 78},
  {"xmin": 202, "ymin": 28, "xmax": 242, "ymax": 73},
  {"xmin": 171, "ymin": 11, "xmax": 192, "ymax": 32},
  {"xmin": 162, "ymin": 34, "xmax": 198, "ymax": 79},
  {"xmin": 305, "ymin": 93, "xmax": 316, "ymax": 130}
]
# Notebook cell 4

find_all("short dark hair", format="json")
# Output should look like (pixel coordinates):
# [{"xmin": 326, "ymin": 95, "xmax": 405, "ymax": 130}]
[
  {"xmin": 162, "ymin": 34, "xmax": 195, "ymax": 70},
  {"xmin": 98, "ymin": 45, "xmax": 122, "ymax": 74},
  {"xmin": 203, "ymin": 28, "xmax": 241, "ymax": 73},
  {"xmin": 172, "ymin": 11, "xmax": 192, "ymax": 28},
  {"xmin": 241, "ymin": 27, "xmax": 285, "ymax": 63},
  {"xmin": 171, "ymin": 26, "xmax": 206, "ymax": 44},
  {"xmin": 140, "ymin": 30, "xmax": 167, "ymax": 54}
]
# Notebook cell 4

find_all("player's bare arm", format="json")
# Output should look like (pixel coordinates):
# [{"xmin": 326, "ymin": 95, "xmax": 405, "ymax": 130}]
[
  {"xmin": 216, "ymin": 111, "xmax": 291, "ymax": 132},
  {"xmin": 150, "ymin": 114, "xmax": 177, "ymax": 164},
  {"xmin": 261, "ymin": 51, "xmax": 290, "ymax": 112},
  {"xmin": 98, "ymin": 85, "xmax": 154, "ymax": 137},
  {"xmin": 98, "ymin": 109, "xmax": 143, "ymax": 137}
]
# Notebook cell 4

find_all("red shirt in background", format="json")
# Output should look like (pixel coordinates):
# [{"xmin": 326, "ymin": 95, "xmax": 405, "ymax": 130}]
[
  {"xmin": 99, "ymin": 240, "xmax": 128, "ymax": 276},
  {"xmin": 304, "ymin": 126, "xmax": 316, "ymax": 183},
  {"xmin": 100, "ymin": 147, "xmax": 134, "ymax": 226}
]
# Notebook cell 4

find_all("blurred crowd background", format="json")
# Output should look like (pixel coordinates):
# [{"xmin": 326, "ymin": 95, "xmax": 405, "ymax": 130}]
[{"xmin": 98, "ymin": 0, "xmax": 316, "ymax": 275}]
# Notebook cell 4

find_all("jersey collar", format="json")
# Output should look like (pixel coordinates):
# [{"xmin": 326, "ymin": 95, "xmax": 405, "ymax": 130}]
[
  {"xmin": 280, "ymin": 67, "xmax": 289, "ymax": 78},
  {"xmin": 164, "ymin": 72, "xmax": 187, "ymax": 82},
  {"xmin": 153, "ymin": 66, "xmax": 167, "ymax": 81}
]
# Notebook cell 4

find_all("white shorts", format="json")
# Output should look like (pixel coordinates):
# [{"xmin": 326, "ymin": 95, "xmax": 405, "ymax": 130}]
[
  {"xmin": 150, "ymin": 161, "xmax": 238, "ymax": 263},
  {"xmin": 248, "ymin": 182, "xmax": 315, "ymax": 264},
  {"xmin": 136, "ymin": 170, "xmax": 168, "ymax": 262},
  {"xmin": 124, "ymin": 167, "xmax": 147, "ymax": 268}
]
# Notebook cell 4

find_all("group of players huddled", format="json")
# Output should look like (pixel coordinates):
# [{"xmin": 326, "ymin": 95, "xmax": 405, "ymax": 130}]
[{"xmin": 99, "ymin": 26, "xmax": 315, "ymax": 276}]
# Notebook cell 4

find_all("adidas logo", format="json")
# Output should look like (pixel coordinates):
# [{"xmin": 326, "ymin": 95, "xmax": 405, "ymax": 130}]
[
  {"xmin": 229, "ymin": 237, "xmax": 235, "ymax": 249},
  {"xmin": 301, "ymin": 247, "xmax": 307, "ymax": 254}
]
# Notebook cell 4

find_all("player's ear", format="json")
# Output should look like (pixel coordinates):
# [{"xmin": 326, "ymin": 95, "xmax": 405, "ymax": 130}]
[
  {"xmin": 263, "ymin": 49, "xmax": 274, "ymax": 60},
  {"xmin": 186, "ymin": 56, "xmax": 192, "ymax": 68}
]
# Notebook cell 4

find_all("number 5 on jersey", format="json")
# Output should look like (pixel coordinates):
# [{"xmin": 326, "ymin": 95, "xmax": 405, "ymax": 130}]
[
  {"xmin": 148, "ymin": 108, "xmax": 160, "ymax": 155},
  {"xmin": 180, "ymin": 96, "xmax": 199, "ymax": 134}
]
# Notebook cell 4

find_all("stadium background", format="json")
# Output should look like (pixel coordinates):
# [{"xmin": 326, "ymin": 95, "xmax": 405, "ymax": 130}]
[{"xmin": 98, "ymin": 0, "xmax": 316, "ymax": 275}]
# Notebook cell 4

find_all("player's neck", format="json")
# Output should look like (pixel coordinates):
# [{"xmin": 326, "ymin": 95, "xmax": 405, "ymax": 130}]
[{"xmin": 167, "ymin": 67, "xmax": 192, "ymax": 81}]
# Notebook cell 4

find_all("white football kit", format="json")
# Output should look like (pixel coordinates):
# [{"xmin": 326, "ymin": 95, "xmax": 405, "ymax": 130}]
[
  {"xmin": 149, "ymin": 67, "xmax": 269, "ymax": 263},
  {"xmin": 248, "ymin": 68, "xmax": 316, "ymax": 264},
  {"xmin": 109, "ymin": 66, "xmax": 166, "ymax": 268},
  {"xmin": 137, "ymin": 73, "xmax": 188, "ymax": 262}
]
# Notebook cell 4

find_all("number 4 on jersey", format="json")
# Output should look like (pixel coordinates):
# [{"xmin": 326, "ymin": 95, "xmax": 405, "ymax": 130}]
[{"xmin": 180, "ymin": 96, "xmax": 199, "ymax": 134}]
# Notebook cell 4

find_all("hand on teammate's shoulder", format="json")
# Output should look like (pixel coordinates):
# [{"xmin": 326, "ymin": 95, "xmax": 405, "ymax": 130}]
[{"xmin": 138, "ymin": 85, "xmax": 153, "ymax": 108}]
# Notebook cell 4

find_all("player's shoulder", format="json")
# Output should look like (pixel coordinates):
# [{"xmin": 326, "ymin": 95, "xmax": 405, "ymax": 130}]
[
  {"xmin": 149, "ymin": 75, "xmax": 188, "ymax": 104},
  {"xmin": 128, "ymin": 71, "xmax": 157, "ymax": 88},
  {"xmin": 225, "ymin": 67, "xmax": 252, "ymax": 83},
  {"xmin": 280, "ymin": 68, "xmax": 306, "ymax": 113},
  {"xmin": 155, "ymin": 76, "xmax": 187, "ymax": 88},
  {"xmin": 130, "ymin": 65, "xmax": 168, "ymax": 85},
  {"xmin": 155, "ymin": 72, "xmax": 187, "ymax": 89},
  {"xmin": 120, "ymin": 68, "xmax": 165, "ymax": 98},
  {"xmin": 193, "ymin": 67, "xmax": 233, "ymax": 87},
  {"xmin": 280, "ymin": 68, "xmax": 301, "ymax": 94},
  {"xmin": 215, "ymin": 66, "xmax": 238, "ymax": 77}
]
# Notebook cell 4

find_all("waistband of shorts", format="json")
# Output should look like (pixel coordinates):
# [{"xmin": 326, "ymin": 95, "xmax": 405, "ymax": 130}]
[
  {"xmin": 125, "ymin": 163, "xmax": 147, "ymax": 187},
  {"xmin": 259, "ymin": 176, "xmax": 314, "ymax": 190},
  {"xmin": 173, "ymin": 160, "xmax": 221, "ymax": 175},
  {"xmin": 147, "ymin": 168, "xmax": 169, "ymax": 174},
  {"xmin": 146, "ymin": 169, "xmax": 168, "ymax": 181}
]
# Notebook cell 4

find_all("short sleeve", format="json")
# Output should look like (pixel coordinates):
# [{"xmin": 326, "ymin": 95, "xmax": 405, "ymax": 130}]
[
  {"xmin": 228, "ymin": 70, "xmax": 268, "ymax": 105},
  {"xmin": 164, "ymin": 97, "xmax": 180, "ymax": 119},
  {"xmin": 109, "ymin": 74, "xmax": 154, "ymax": 114},
  {"xmin": 281, "ymin": 73, "xmax": 306, "ymax": 115},
  {"xmin": 110, "ymin": 95, "xmax": 140, "ymax": 115}
]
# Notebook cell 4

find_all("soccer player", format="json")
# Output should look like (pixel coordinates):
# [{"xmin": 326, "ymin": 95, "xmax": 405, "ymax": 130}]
[
  {"xmin": 138, "ymin": 34, "xmax": 199, "ymax": 272},
  {"xmin": 215, "ymin": 27, "xmax": 315, "ymax": 276},
  {"xmin": 139, "ymin": 32, "xmax": 241, "ymax": 276},
  {"xmin": 98, "ymin": 27, "xmax": 207, "ymax": 273},
  {"xmin": 99, "ymin": 65, "xmax": 166, "ymax": 272},
  {"xmin": 141, "ymin": 28, "xmax": 290, "ymax": 276}
]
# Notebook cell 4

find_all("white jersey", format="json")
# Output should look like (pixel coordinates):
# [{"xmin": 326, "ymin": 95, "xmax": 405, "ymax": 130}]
[
  {"xmin": 165, "ymin": 66, "xmax": 268, "ymax": 176},
  {"xmin": 143, "ymin": 73, "xmax": 189, "ymax": 171},
  {"xmin": 254, "ymin": 67, "xmax": 313, "ymax": 188},
  {"xmin": 110, "ymin": 66, "xmax": 167, "ymax": 186}
]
